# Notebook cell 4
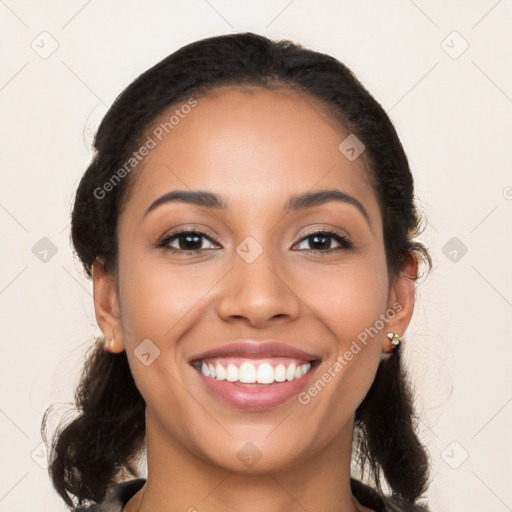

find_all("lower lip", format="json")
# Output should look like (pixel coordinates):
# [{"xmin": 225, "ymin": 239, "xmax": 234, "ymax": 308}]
[{"xmin": 193, "ymin": 363, "xmax": 319, "ymax": 410}]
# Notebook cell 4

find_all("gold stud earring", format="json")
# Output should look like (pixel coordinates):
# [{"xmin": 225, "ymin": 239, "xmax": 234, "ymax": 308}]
[
  {"xmin": 386, "ymin": 332, "xmax": 402, "ymax": 347},
  {"xmin": 105, "ymin": 336, "xmax": 125, "ymax": 353},
  {"xmin": 100, "ymin": 335, "xmax": 113, "ymax": 350},
  {"xmin": 95, "ymin": 333, "xmax": 105, "ymax": 345}
]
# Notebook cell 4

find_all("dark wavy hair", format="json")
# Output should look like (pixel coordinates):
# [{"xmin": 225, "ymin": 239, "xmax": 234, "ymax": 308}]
[{"xmin": 42, "ymin": 31, "xmax": 433, "ymax": 510}]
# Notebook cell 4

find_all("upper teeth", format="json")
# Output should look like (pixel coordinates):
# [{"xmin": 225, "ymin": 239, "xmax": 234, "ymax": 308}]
[{"xmin": 199, "ymin": 360, "xmax": 312, "ymax": 384}]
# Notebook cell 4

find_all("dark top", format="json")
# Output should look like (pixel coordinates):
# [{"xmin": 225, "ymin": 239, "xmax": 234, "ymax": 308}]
[{"xmin": 75, "ymin": 477, "xmax": 430, "ymax": 511}]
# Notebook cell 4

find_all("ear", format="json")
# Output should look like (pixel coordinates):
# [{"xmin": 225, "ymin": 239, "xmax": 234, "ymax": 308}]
[
  {"xmin": 382, "ymin": 252, "xmax": 418, "ymax": 354},
  {"xmin": 92, "ymin": 257, "xmax": 125, "ymax": 353}
]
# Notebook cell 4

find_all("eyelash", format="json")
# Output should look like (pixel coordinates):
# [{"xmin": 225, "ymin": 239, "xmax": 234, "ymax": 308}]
[{"xmin": 155, "ymin": 227, "xmax": 354, "ymax": 255}]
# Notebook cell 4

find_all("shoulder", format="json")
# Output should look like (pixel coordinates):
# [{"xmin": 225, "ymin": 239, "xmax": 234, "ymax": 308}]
[
  {"xmin": 350, "ymin": 478, "xmax": 430, "ymax": 512},
  {"xmin": 73, "ymin": 478, "xmax": 146, "ymax": 512}
]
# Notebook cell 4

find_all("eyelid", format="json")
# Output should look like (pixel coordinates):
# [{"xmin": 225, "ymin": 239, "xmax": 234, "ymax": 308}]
[
  {"xmin": 295, "ymin": 225, "xmax": 352, "ymax": 245},
  {"xmin": 157, "ymin": 225, "xmax": 220, "ymax": 245},
  {"xmin": 297, "ymin": 225, "xmax": 349, "ymax": 240}
]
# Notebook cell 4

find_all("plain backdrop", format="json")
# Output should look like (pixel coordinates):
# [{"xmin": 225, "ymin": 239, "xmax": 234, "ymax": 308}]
[{"xmin": 1, "ymin": 1, "xmax": 511, "ymax": 511}]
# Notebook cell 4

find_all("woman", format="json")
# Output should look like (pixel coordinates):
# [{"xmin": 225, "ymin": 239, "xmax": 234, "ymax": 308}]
[{"xmin": 42, "ymin": 32, "xmax": 433, "ymax": 512}]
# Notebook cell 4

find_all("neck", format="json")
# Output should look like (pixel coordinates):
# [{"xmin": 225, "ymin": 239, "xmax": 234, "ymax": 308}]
[{"xmin": 126, "ymin": 412, "xmax": 366, "ymax": 512}]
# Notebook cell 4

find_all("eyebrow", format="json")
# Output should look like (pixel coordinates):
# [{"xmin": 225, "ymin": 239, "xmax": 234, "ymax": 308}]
[{"xmin": 143, "ymin": 189, "xmax": 372, "ymax": 229}]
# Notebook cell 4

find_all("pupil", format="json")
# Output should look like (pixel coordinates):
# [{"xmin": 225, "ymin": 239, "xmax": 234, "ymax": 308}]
[
  {"xmin": 311, "ymin": 235, "xmax": 329, "ymax": 250},
  {"xmin": 180, "ymin": 234, "xmax": 201, "ymax": 250}
]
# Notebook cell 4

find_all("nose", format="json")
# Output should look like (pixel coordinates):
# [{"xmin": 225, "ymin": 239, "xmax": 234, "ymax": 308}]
[{"xmin": 216, "ymin": 248, "xmax": 302, "ymax": 328}]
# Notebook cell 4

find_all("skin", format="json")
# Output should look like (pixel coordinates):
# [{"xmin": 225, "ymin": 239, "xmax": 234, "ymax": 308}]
[{"xmin": 93, "ymin": 85, "xmax": 418, "ymax": 512}]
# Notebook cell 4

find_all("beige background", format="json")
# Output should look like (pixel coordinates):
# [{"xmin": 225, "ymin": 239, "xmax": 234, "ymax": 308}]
[{"xmin": 1, "ymin": 1, "xmax": 511, "ymax": 511}]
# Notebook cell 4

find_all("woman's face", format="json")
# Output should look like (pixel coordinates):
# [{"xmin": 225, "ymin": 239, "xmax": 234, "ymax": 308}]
[{"xmin": 94, "ymin": 85, "xmax": 414, "ymax": 473}]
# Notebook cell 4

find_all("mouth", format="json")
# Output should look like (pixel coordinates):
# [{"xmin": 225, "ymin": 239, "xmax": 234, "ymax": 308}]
[
  {"xmin": 191, "ymin": 356, "xmax": 319, "ymax": 384},
  {"xmin": 190, "ymin": 357, "xmax": 322, "ymax": 410}
]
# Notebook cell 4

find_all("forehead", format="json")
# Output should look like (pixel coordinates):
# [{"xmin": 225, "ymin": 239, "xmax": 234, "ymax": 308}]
[{"xmin": 121, "ymin": 85, "xmax": 380, "ymax": 227}]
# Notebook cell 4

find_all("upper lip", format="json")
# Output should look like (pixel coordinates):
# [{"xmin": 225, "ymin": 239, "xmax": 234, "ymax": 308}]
[{"xmin": 189, "ymin": 340, "xmax": 320, "ymax": 364}]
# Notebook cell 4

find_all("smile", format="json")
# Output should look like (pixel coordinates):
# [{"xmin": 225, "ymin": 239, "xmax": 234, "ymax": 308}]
[
  {"xmin": 191, "ymin": 357, "xmax": 321, "ymax": 410},
  {"xmin": 194, "ymin": 357, "xmax": 314, "ymax": 384}
]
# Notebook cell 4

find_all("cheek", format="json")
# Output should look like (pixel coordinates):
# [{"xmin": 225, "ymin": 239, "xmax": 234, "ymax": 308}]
[
  {"xmin": 300, "ymin": 255, "xmax": 389, "ymax": 401},
  {"xmin": 116, "ymin": 256, "xmax": 216, "ymax": 406},
  {"xmin": 118, "ymin": 254, "xmax": 211, "ymax": 340},
  {"xmin": 296, "ymin": 266, "xmax": 388, "ymax": 433},
  {"xmin": 306, "ymin": 258, "xmax": 389, "ymax": 350}
]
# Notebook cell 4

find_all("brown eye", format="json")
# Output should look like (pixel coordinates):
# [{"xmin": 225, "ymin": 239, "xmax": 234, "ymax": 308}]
[
  {"xmin": 157, "ymin": 230, "xmax": 220, "ymax": 253},
  {"xmin": 293, "ymin": 230, "xmax": 353, "ymax": 253}
]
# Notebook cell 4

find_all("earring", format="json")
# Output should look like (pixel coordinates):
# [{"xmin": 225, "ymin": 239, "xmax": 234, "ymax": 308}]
[
  {"xmin": 380, "ymin": 333, "xmax": 402, "ymax": 362},
  {"xmin": 386, "ymin": 332, "xmax": 402, "ymax": 348},
  {"xmin": 95, "ymin": 333, "xmax": 115, "ymax": 349},
  {"xmin": 95, "ymin": 332, "xmax": 123, "ymax": 352}
]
